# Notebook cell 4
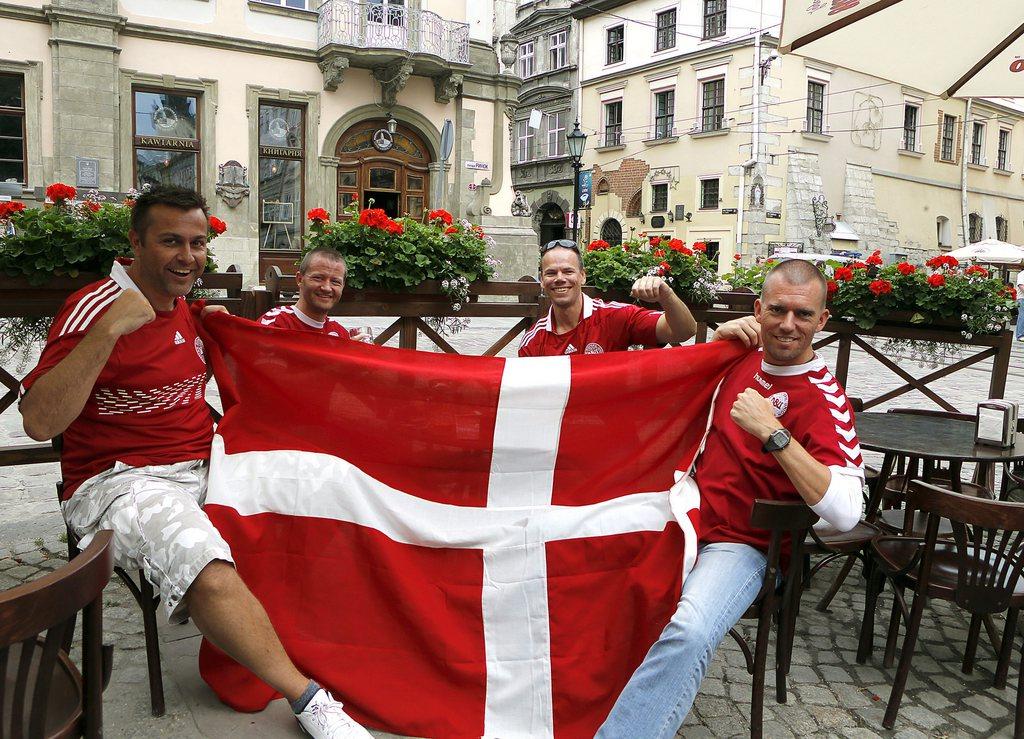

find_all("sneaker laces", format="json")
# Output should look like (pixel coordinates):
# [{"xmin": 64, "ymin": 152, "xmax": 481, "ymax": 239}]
[{"xmin": 307, "ymin": 699, "xmax": 359, "ymax": 735}]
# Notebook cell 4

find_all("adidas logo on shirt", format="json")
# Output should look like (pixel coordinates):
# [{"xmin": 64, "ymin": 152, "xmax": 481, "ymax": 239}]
[
  {"xmin": 173, "ymin": 331, "xmax": 186, "ymax": 345},
  {"xmin": 564, "ymin": 344, "xmax": 577, "ymax": 354}
]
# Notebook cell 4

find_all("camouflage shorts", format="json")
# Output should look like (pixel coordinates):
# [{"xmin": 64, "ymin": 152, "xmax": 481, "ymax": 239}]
[{"xmin": 62, "ymin": 459, "xmax": 234, "ymax": 623}]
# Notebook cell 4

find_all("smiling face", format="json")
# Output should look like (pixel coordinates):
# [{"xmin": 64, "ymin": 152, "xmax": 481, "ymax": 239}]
[
  {"xmin": 754, "ymin": 276, "xmax": 829, "ymax": 366},
  {"xmin": 540, "ymin": 247, "xmax": 585, "ymax": 311},
  {"xmin": 296, "ymin": 254, "xmax": 346, "ymax": 319},
  {"xmin": 128, "ymin": 205, "xmax": 208, "ymax": 311}
]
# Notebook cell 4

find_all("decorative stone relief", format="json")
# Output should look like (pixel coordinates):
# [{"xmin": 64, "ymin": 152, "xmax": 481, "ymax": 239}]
[
  {"xmin": 433, "ymin": 73, "xmax": 463, "ymax": 104},
  {"xmin": 374, "ymin": 62, "xmax": 414, "ymax": 109},
  {"xmin": 467, "ymin": 177, "xmax": 493, "ymax": 217},
  {"xmin": 546, "ymin": 162, "xmax": 564, "ymax": 176},
  {"xmin": 215, "ymin": 160, "xmax": 249, "ymax": 208},
  {"xmin": 511, "ymin": 190, "xmax": 531, "ymax": 217},
  {"xmin": 318, "ymin": 57, "xmax": 349, "ymax": 92}
]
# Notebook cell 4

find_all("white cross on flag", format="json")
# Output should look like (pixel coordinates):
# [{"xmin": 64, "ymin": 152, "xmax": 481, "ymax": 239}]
[{"xmin": 197, "ymin": 312, "xmax": 745, "ymax": 737}]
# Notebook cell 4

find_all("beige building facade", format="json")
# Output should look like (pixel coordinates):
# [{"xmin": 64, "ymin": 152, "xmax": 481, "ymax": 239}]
[
  {"xmin": 572, "ymin": 0, "xmax": 1024, "ymax": 269},
  {"xmin": 1, "ymin": 0, "xmax": 529, "ymax": 283}
]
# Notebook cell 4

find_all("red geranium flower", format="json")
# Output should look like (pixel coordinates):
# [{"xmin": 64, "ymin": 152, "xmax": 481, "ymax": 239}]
[
  {"xmin": 85, "ymin": 201, "xmax": 101, "ymax": 213},
  {"xmin": 927, "ymin": 273, "xmax": 946, "ymax": 288},
  {"xmin": 1005, "ymin": 286, "xmax": 1019, "ymax": 300},
  {"xmin": 668, "ymin": 238, "xmax": 685, "ymax": 252},
  {"xmin": 307, "ymin": 207, "xmax": 330, "ymax": 223},
  {"xmin": 46, "ymin": 183, "xmax": 76, "ymax": 202},
  {"xmin": 587, "ymin": 239, "xmax": 610, "ymax": 251},
  {"xmin": 926, "ymin": 255, "xmax": 959, "ymax": 269},
  {"xmin": 650, "ymin": 237, "xmax": 662, "ymax": 248},
  {"xmin": 444, "ymin": 225, "xmax": 458, "ymax": 235},
  {"xmin": 208, "ymin": 216, "xmax": 227, "ymax": 235},
  {"xmin": 427, "ymin": 209, "xmax": 453, "ymax": 226},
  {"xmin": 866, "ymin": 250, "xmax": 883, "ymax": 266},
  {"xmin": 384, "ymin": 219, "xmax": 404, "ymax": 236},
  {"xmin": 868, "ymin": 279, "xmax": 893, "ymax": 296},
  {"xmin": 834, "ymin": 266, "xmax": 854, "ymax": 282},
  {"xmin": 733, "ymin": 253, "xmax": 742, "ymax": 261},
  {"xmin": 653, "ymin": 248, "xmax": 666, "ymax": 258},
  {"xmin": 472, "ymin": 225, "xmax": 485, "ymax": 239},
  {"xmin": 852, "ymin": 260, "xmax": 868, "ymax": 270},
  {"xmin": 965, "ymin": 264, "xmax": 989, "ymax": 277},
  {"xmin": 896, "ymin": 262, "xmax": 916, "ymax": 275},
  {"xmin": 0, "ymin": 201, "xmax": 26, "ymax": 219},
  {"xmin": 658, "ymin": 261, "xmax": 671, "ymax": 275},
  {"xmin": 826, "ymin": 279, "xmax": 839, "ymax": 296},
  {"xmin": 358, "ymin": 208, "xmax": 389, "ymax": 229},
  {"xmin": 692, "ymin": 241, "xmax": 707, "ymax": 253}
]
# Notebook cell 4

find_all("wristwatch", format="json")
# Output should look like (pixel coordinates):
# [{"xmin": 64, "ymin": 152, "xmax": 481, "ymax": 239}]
[{"xmin": 762, "ymin": 428, "xmax": 792, "ymax": 454}]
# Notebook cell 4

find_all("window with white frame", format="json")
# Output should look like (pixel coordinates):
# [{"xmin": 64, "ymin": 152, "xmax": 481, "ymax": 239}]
[
  {"xmin": 516, "ymin": 120, "xmax": 534, "ymax": 163},
  {"xmin": 971, "ymin": 121, "xmax": 985, "ymax": 165},
  {"xmin": 699, "ymin": 177, "xmax": 719, "ymax": 209},
  {"xmin": 651, "ymin": 182, "xmax": 669, "ymax": 212},
  {"xmin": 902, "ymin": 103, "xmax": 920, "ymax": 151},
  {"xmin": 940, "ymin": 114, "xmax": 956, "ymax": 161},
  {"xmin": 603, "ymin": 100, "xmax": 622, "ymax": 146},
  {"xmin": 703, "ymin": 0, "xmax": 726, "ymax": 39},
  {"xmin": 0, "ymin": 73, "xmax": 26, "ymax": 184},
  {"xmin": 653, "ymin": 89, "xmax": 675, "ymax": 139},
  {"xmin": 656, "ymin": 9, "xmax": 677, "ymax": 52},
  {"xmin": 606, "ymin": 25, "xmax": 624, "ymax": 65},
  {"xmin": 998, "ymin": 129, "xmax": 1011, "ymax": 170},
  {"xmin": 546, "ymin": 111, "xmax": 566, "ymax": 158},
  {"xmin": 255, "ymin": 0, "xmax": 313, "ymax": 8},
  {"xmin": 518, "ymin": 41, "xmax": 535, "ymax": 78},
  {"xmin": 806, "ymin": 80, "xmax": 825, "ymax": 134},
  {"xmin": 549, "ymin": 30, "xmax": 567, "ymax": 70},
  {"xmin": 700, "ymin": 78, "xmax": 725, "ymax": 131}
]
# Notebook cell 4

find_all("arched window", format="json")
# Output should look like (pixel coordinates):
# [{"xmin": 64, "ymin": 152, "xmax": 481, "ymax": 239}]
[
  {"xmin": 936, "ymin": 216, "xmax": 951, "ymax": 248},
  {"xmin": 624, "ymin": 190, "xmax": 642, "ymax": 217},
  {"xmin": 596, "ymin": 178, "xmax": 610, "ymax": 195},
  {"xmin": 969, "ymin": 212, "xmax": 983, "ymax": 243},
  {"xmin": 996, "ymin": 215, "xmax": 1008, "ymax": 242},
  {"xmin": 600, "ymin": 218, "xmax": 622, "ymax": 245}
]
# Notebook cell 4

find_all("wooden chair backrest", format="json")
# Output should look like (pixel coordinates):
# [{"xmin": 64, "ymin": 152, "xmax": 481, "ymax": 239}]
[{"xmin": 749, "ymin": 500, "xmax": 819, "ymax": 606}]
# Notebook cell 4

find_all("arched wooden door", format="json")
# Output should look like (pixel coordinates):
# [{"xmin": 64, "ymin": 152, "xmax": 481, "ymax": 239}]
[{"xmin": 335, "ymin": 119, "xmax": 431, "ymax": 220}]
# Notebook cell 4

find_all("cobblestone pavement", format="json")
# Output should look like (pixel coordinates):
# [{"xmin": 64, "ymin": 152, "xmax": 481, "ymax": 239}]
[{"xmin": 3, "ymin": 319, "xmax": 1024, "ymax": 737}]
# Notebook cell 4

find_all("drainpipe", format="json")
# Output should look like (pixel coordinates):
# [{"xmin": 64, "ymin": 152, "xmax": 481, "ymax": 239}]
[
  {"xmin": 738, "ymin": 2, "xmax": 763, "ymax": 259},
  {"xmin": 960, "ymin": 98, "xmax": 973, "ymax": 247}
]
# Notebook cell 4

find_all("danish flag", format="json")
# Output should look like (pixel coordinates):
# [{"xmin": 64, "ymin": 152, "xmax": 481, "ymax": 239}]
[{"xmin": 196, "ymin": 312, "xmax": 746, "ymax": 738}]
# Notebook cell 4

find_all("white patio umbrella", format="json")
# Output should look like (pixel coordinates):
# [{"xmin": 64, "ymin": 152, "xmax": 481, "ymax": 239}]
[
  {"xmin": 779, "ymin": 0, "xmax": 1024, "ymax": 98},
  {"xmin": 945, "ymin": 238, "xmax": 1024, "ymax": 265}
]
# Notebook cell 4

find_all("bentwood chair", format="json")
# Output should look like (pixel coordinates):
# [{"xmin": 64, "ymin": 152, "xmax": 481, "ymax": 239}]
[
  {"xmin": 1, "ymin": 530, "xmax": 113, "ymax": 738},
  {"xmin": 727, "ymin": 500, "xmax": 818, "ymax": 739},
  {"xmin": 858, "ymin": 481, "xmax": 1024, "ymax": 735}
]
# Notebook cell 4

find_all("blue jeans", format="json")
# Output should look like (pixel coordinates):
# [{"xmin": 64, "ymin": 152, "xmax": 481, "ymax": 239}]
[
  {"xmin": 1016, "ymin": 298, "xmax": 1024, "ymax": 339},
  {"xmin": 596, "ymin": 542, "xmax": 767, "ymax": 739}
]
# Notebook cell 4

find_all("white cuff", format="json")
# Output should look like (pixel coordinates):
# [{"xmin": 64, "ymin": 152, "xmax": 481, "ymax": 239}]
[{"xmin": 810, "ymin": 466, "xmax": 864, "ymax": 534}]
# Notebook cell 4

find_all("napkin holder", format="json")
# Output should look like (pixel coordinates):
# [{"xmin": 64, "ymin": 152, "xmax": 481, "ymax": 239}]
[{"xmin": 976, "ymin": 400, "xmax": 1018, "ymax": 448}]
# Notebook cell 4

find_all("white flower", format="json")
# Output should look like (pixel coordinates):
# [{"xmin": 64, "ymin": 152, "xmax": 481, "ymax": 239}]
[{"xmin": 452, "ymin": 302, "xmax": 462, "ymax": 312}]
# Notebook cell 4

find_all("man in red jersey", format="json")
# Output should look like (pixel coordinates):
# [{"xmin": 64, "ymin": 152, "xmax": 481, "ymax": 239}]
[
  {"xmin": 19, "ymin": 187, "xmax": 371, "ymax": 738},
  {"xmin": 519, "ymin": 239, "xmax": 698, "ymax": 356},
  {"xmin": 597, "ymin": 258, "xmax": 864, "ymax": 738},
  {"xmin": 259, "ymin": 247, "xmax": 369, "ymax": 341}
]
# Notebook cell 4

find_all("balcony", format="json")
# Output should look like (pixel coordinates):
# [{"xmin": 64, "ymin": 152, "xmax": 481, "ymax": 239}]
[{"xmin": 317, "ymin": 0, "xmax": 470, "ymax": 67}]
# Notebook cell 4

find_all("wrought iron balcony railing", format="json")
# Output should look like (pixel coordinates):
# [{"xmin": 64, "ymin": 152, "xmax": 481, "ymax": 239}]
[{"xmin": 317, "ymin": 0, "xmax": 470, "ymax": 65}]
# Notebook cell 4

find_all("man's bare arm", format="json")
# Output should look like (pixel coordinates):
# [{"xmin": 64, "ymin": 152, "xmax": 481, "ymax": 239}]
[
  {"xmin": 20, "ymin": 291, "xmax": 155, "ymax": 441},
  {"xmin": 631, "ymin": 277, "xmax": 697, "ymax": 343}
]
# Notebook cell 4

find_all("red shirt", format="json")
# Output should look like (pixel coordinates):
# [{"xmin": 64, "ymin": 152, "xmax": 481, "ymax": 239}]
[
  {"xmin": 695, "ymin": 351, "xmax": 864, "ymax": 552},
  {"xmin": 20, "ymin": 263, "xmax": 214, "ymax": 500},
  {"xmin": 518, "ymin": 294, "xmax": 663, "ymax": 357},
  {"xmin": 258, "ymin": 306, "xmax": 350, "ymax": 338}
]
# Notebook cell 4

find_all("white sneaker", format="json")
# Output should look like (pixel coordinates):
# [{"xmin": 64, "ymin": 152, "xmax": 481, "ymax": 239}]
[{"xmin": 295, "ymin": 689, "xmax": 373, "ymax": 739}]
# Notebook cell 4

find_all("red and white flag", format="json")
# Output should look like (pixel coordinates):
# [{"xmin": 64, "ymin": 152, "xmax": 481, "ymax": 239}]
[{"xmin": 197, "ymin": 312, "xmax": 746, "ymax": 738}]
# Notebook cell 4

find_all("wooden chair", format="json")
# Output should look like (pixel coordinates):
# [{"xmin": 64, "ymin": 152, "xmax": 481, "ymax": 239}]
[
  {"xmin": 857, "ymin": 481, "xmax": 1024, "ymax": 734},
  {"xmin": 1, "ymin": 530, "xmax": 113, "ymax": 739},
  {"xmin": 727, "ymin": 500, "xmax": 818, "ymax": 739}
]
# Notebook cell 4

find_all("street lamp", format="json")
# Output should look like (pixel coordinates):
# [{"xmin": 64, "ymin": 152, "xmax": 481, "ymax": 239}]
[{"xmin": 566, "ymin": 120, "xmax": 587, "ymax": 243}]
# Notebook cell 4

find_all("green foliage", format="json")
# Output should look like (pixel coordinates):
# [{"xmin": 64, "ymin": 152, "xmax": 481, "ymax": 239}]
[{"xmin": 582, "ymin": 236, "xmax": 719, "ymax": 304}]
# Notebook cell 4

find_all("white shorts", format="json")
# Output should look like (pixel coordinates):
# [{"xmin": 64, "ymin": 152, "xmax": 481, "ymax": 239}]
[{"xmin": 62, "ymin": 460, "xmax": 234, "ymax": 623}]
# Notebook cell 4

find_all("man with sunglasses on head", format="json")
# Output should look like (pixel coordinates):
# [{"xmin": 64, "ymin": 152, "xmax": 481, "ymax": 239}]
[{"xmin": 519, "ymin": 239, "xmax": 700, "ymax": 356}]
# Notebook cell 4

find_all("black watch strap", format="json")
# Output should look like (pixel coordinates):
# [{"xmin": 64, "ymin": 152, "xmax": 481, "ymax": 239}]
[{"xmin": 762, "ymin": 429, "xmax": 792, "ymax": 453}]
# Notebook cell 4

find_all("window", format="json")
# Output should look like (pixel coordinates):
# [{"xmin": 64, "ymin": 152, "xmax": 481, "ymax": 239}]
[
  {"xmin": 546, "ymin": 111, "xmax": 566, "ymax": 158},
  {"xmin": 969, "ymin": 212, "xmax": 983, "ymax": 243},
  {"xmin": 625, "ymin": 190, "xmax": 642, "ymax": 217},
  {"xmin": 255, "ymin": 0, "xmax": 313, "ymax": 7},
  {"xmin": 516, "ymin": 120, "xmax": 534, "ymax": 163},
  {"xmin": 600, "ymin": 218, "xmax": 622, "ymax": 245},
  {"xmin": 902, "ymin": 104, "xmax": 919, "ymax": 151},
  {"xmin": 936, "ymin": 216, "xmax": 951, "ymax": 247},
  {"xmin": 941, "ymin": 114, "xmax": 956, "ymax": 161},
  {"xmin": 596, "ymin": 178, "xmax": 610, "ymax": 195},
  {"xmin": 651, "ymin": 183, "xmax": 669, "ymax": 212},
  {"xmin": 971, "ymin": 122, "xmax": 985, "ymax": 165},
  {"xmin": 258, "ymin": 102, "xmax": 305, "ymax": 249},
  {"xmin": 549, "ymin": 30, "xmax": 567, "ymax": 70},
  {"xmin": 606, "ymin": 25, "xmax": 624, "ymax": 65},
  {"xmin": 703, "ymin": 0, "xmax": 726, "ymax": 39},
  {"xmin": 656, "ymin": 9, "xmax": 676, "ymax": 52},
  {"xmin": 997, "ymin": 215, "xmax": 1009, "ymax": 242},
  {"xmin": 603, "ymin": 101, "xmax": 622, "ymax": 146},
  {"xmin": 654, "ymin": 89, "xmax": 675, "ymax": 139},
  {"xmin": 518, "ymin": 41, "xmax": 535, "ymax": 78},
  {"xmin": 133, "ymin": 88, "xmax": 200, "ymax": 191},
  {"xmin": 0, "ymin": 74, "xmax": 25, "ymax": 184},
  {"xmin": 998, "ymin": 129, "xmax": 1011, "ymax": 170},
  {"xmin": 701, "ymin": 78, "xmax": 725, "ymax": 131},
  {"xmin": 700, "ymin": 178, "xmax": 719, "ymax": 209},
  {"xmin": 806, "ymin": 81, "xmax": 825, "ymax": 134}
]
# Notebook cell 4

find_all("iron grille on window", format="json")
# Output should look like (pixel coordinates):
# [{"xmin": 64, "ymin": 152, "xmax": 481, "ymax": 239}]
[
  {"xmin": 998, "ymin": 129, "xmax": 1010, "ymax": 170},
  {"xmin": 969, "ymin": 212, "xmax": 983, "ymax": 243},
  {"xmin": 656, "ymin": 10, "xmax": 676, "ymax": 51},
  {"xmin": 997, "ymin": 216, "xmax": 1008, "ymax": 242},
  {"xmin": 700, "ymin": 178, "xmax": 719, "ymax": 209},
  {"xmin": 703, "ymin": 0, "xmax": 726, "ymax": 39},
  {"xmin": 701, "ymin": 79, "xmax": 725, "ymax": 131},
  {"xmin": 604, "ymin": 101, "xmax": 622, "ymax": 146},
  {"xmin": 654, "ymin": 90, "xmax": 674, "ymax": 139},
  {"xmin": 652, "ymin": 183, "xmax": 668, "ymax": 212},
  {"xmin": 606, "ymin": 25, "xmax": 624, "ymax": 64},
  {"xmin": 902, "ymin": 104, "xmax": 918, "ymax": 151},
  {"xmin": 941, "ymin": 115, "xmax": 956, "ymax": 161},
  {"xmin": 806, "ymin": 81, "xmax": 825, "ymax": 134},
  {"xmin": 971, "ymin": 122, "xmax": 984, "ymax": 165}
]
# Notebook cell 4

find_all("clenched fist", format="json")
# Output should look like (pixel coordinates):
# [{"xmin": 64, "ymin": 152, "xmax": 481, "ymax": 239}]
[
  {"xmin": 713, "ymin": 315, "xmax": 761, "ymax": 347},
  {"xmin": 730, "ymin": 388, "xmax": 782, "ymax": 443},
  {"xmin": 630, "ymin": 276, "xmax": 671, "ymax": 304},
  {"xmin": 97, "ymin": 290, "xmax": 155, "ymax": 338}
]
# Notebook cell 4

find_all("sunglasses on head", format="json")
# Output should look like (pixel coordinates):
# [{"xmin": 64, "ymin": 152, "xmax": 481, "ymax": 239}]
[{"xmin": 540, "ymin": 239, "xmax": 580, "ymax": 254}]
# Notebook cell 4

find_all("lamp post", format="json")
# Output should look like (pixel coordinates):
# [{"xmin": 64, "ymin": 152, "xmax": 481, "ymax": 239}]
[{"xmin": 566, "ymin": 120, "xmax": 587, "ymax": 243}]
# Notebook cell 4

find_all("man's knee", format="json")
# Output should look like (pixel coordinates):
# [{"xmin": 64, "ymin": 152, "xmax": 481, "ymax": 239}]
[{"xmin": 184, "ymin": 559, "xmax": 238, "ymax": 606}]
